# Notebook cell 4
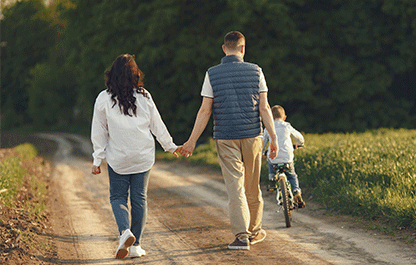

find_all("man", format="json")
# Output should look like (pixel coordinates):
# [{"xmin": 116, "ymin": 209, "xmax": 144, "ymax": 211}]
[{"xmin": 179, "ymin": 31, "xmax": 278, "ymax": 250}]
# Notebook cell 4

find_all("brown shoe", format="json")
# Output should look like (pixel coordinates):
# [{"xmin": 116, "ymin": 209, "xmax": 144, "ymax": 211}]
[
  {"xmin": 228, "ymin": 237, "xmax": 250, "ymax": 250},
  {"xmin": 294, "ymin": 190, "xmax": 306, "ymax": 208},
  {"xmin": 249, "ymin": 229, "xmax": 266, "ymax": 245},
  {"xmin": 267, "ymin": 180, "xmax": 278, "ymax": 191}
]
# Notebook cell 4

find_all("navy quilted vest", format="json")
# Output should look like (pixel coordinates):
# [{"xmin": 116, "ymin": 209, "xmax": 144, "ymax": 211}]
[{"xmin": 207, "ymin": 55, "xmax": 262, "ymax": 139}]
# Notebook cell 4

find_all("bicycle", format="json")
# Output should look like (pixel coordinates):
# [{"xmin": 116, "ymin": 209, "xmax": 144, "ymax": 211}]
[
  {"xmin": 268, "ymin": 145, "xmax": 304, "ymax": 228},
  {"xmin": 271, "ymin": 163, "xmax": 294, "ymax": 227}
]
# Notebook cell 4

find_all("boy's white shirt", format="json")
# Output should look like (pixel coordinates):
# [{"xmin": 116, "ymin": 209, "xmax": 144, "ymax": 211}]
[
  {"xmin": 91, "ymin": 89, "xmax": 177, "ymax": 174},
  {"xmin": 263, "ymin": 120, "xmax": 304, "ymax": 164}
]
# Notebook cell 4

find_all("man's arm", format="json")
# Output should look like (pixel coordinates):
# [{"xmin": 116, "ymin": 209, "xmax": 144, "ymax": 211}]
[
  {"xmin": 262, "ymin": 128, "xmax": 270, "ymax": 156},
  {"xmin": 259, "ymin": 92, "xmax": 278, "ymax": 159},
  {"xmin": 179, "ymin": 97, "xmax": 213, "ymax": 157}
]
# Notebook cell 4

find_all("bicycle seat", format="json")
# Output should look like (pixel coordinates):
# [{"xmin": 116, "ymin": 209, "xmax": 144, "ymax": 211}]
[{"xmin": 272, "ymin": 163, "xmax": 290, "ymax": 171}]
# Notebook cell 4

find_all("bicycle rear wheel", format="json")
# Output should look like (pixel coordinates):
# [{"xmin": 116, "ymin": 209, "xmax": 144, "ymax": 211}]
[{"xmin": 279, "ymin": 176, "xmax": 292, "ymax": 228}]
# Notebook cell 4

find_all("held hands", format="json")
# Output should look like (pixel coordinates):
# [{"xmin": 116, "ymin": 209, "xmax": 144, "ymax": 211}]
[{"xmin": 177, "ymin": 141, "xmax": 196, "ymax": 158}]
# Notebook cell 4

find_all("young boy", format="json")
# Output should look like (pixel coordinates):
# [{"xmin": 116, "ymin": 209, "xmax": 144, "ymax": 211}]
[{"xmin": 262, "ymin": 105, "xmax": 305, "ymax": 207}]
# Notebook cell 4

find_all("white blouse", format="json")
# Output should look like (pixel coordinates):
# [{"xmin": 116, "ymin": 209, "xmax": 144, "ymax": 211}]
[{"xmin": 91, "ymin": 89, "xmax": 177, "ymax": 174}]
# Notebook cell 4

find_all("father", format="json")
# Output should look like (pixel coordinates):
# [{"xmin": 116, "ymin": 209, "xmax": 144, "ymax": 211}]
[{"xmin": 179, "ymin": 31, "xmax": 278, "ymax": 250}]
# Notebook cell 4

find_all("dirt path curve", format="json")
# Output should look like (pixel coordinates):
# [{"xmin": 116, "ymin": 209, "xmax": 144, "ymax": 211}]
[{"xmin": 39, "ymin": 133, "xmax": 416, "ymax": 264}]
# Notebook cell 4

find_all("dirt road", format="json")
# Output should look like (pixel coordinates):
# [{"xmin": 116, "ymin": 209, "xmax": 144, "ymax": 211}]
[{"xmin": 40, "ymin": 133, "xmax": 416, "ymax": 264}]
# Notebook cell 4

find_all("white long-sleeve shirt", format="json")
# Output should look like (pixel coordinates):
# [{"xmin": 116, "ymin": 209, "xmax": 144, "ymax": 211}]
[
  {"xmin": 263, "ymin": 120, "xmax": 304, "ymax": 164},
  {"xmin": 91, "ymin": 89, "xmax": 177, "ymax": 174}
]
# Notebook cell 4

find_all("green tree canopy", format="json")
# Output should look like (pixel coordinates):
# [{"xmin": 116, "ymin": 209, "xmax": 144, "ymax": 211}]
[
  {"xmin": 1, "ymin": 0, "xmax": 58, "ymax": 129},
  {"xmin": 2, "ymin": 0, "xmax": 415, "ymax": 141}
]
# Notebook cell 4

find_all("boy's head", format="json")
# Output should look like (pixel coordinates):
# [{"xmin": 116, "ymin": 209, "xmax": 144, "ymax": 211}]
[{"xmin": 271, "ymin": 105, "xmax": 286, "ymax": 120}]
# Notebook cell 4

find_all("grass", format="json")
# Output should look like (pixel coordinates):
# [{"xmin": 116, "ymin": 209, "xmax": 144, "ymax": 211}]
[
  {"xmin": 295, "ymin": 128, "xmax": 416, "ymax": 229},
  {"xmin": 0, "ymin": 155, "xmax": 26, "ymax": 206},
  {"xmin": 157, "ymin": 128, "xmax": 416, "ymax": 230},
  {"xmin": 0, "ymin": 140, "xmax": 55, "ymax": 263},
  {"xmin": 0, "ymin": 143, "xmax": 49, "ymax": 217}
]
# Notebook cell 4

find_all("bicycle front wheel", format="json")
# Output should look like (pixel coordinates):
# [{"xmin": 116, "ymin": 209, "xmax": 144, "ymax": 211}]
[{"xmin": 279, "ymin": 176, "xmax": 292, "ymax": 228}]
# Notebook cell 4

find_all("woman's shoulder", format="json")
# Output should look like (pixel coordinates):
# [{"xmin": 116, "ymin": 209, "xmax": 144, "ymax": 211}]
[
  {"xmin": 94, "ymin": 90, "xmax": 111, "ymax": 105},
  {"xmin": 96, "ymin": 90, "xmax": 110, "ymax": 100},
  {"xmin": 143, "ymin": 88, "xmax": 151, "ymax": 97},
  {"xmin": 135, "ymin": 88, "xmax": 153, "ymax": 101}
]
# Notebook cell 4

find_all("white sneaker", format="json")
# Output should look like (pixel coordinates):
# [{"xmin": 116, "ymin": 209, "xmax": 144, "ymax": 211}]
[
  {"xmin": 115, "ymin": 229, "xmax": 136, "ymax": 260},
  {"xmin": 128, "ymin": 245, "xmax": 146, "ymax": 258}
]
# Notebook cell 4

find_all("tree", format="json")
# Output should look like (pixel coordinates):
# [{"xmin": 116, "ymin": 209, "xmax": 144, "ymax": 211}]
[
  {"xmin": 4, "ymin": 0, "xmax": 415, "ymax": 137},
  {"xmin": 264, "ymin": 0, "xmax": 416, "ymax": 132},
  {"xmin": 1, "ymin": 0, "xmax": 58, "ymax": 130}
]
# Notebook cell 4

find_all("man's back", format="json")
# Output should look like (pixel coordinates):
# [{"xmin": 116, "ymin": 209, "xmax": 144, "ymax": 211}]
[{"xmin": 207, "ymin": 55, "xmax": 262, "ymax": 140}]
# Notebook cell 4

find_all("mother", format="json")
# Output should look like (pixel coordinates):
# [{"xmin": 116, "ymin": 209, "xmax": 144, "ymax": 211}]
[{"xmin": 91, "ymin": 54, "xmax": 179, "ymax": 259}]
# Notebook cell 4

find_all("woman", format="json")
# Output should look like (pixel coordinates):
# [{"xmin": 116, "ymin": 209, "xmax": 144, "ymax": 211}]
[{"xmin": 91, "ymin": 54, "xmax": 179, "ymax": 259}]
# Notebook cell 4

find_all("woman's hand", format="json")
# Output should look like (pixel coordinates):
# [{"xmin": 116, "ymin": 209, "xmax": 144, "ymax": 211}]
[
  {"xmin": 173, "ymin": 148, "xmax": 180, "ymax": 158},
  {"xmin": 92, "ymin": 165, "xmax": 101, "ymax": 175}
]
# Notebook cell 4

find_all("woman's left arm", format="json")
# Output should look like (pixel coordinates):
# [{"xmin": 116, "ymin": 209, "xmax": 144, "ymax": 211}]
[{"xmin": 148, "ymin": 98, "xmax": 178, "ymax": 155}]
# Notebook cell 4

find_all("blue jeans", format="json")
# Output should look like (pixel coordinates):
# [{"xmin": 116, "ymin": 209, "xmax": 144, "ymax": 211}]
[
  {"xmin": 108, "ymin": 165, "xmax": 150, "ymax": 246},
  {"xmin": 268, "ymin": 162, "xmax": 301, "ymax": 193}
]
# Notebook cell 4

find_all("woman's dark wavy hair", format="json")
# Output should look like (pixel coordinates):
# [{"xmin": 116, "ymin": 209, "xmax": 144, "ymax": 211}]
[{"xmin": 105, "ymin": 54, "xmax": 148, "ymax": 116}]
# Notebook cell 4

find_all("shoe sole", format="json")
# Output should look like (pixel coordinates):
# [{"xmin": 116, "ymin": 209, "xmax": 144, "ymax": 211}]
[
  {"xmin": 129, "ymin": 250, "xmax": 146, "ymax": 258},
  {"xmin": 116, "ymin": 236, "xmax": 136, "ymax": 260},
  {"xmin": 228, "ymin": 245, "xmax": 250, "ymax": 250},
  {"xmin": 129, "ymin": 253, "xmax": 146, "ymax": 258},
  {"xmin": 297, "ymin": 202, "xmax": 306, "ymax": 208}
]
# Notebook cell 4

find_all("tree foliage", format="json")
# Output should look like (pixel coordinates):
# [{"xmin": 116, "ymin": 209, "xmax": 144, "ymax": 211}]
[
  {"xmin": 1, "ymin": 0, "xmax": 58, "ymax": 129},
  {"xmin": 1, "ymin": 0, "xmax": 415, "ymax": 141}
]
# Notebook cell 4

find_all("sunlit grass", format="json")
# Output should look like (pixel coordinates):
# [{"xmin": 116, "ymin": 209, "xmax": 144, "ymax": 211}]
[
  {"xmin": 0, "ymin": 143, "xmax": 49, "ymax": 218},
  {"xmin": 295, "ymin": 128, "xmax": 416, "ymax": 229},
  {"xmin": 0, "ymin": 155, "xmax": 26, "ymax": 207}
]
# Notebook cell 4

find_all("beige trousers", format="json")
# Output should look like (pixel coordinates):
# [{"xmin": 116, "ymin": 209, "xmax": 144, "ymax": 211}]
[{"xmin": 215, "ymin": 137, "xmax": 263, "ymax": 239}]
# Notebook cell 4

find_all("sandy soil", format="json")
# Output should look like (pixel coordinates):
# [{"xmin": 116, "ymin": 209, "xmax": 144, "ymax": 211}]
[{"xmin": 37, "ymin": 133, "xmax": 416, "ymax": 264}]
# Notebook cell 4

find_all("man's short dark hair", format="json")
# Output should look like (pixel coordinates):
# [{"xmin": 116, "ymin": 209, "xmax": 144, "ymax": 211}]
[{"xmin": 224, "ymin": 31, "xmax": 245, "ymax": 50}]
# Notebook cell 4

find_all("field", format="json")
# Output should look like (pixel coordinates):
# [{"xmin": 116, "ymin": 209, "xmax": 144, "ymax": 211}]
[
  {"xmin": 158, "ymin": 128, "xmax": 416, "ymax": 230},
  {"xmin": 295, "ymin": 128, "xmax": 416, "ymax": 230}
]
